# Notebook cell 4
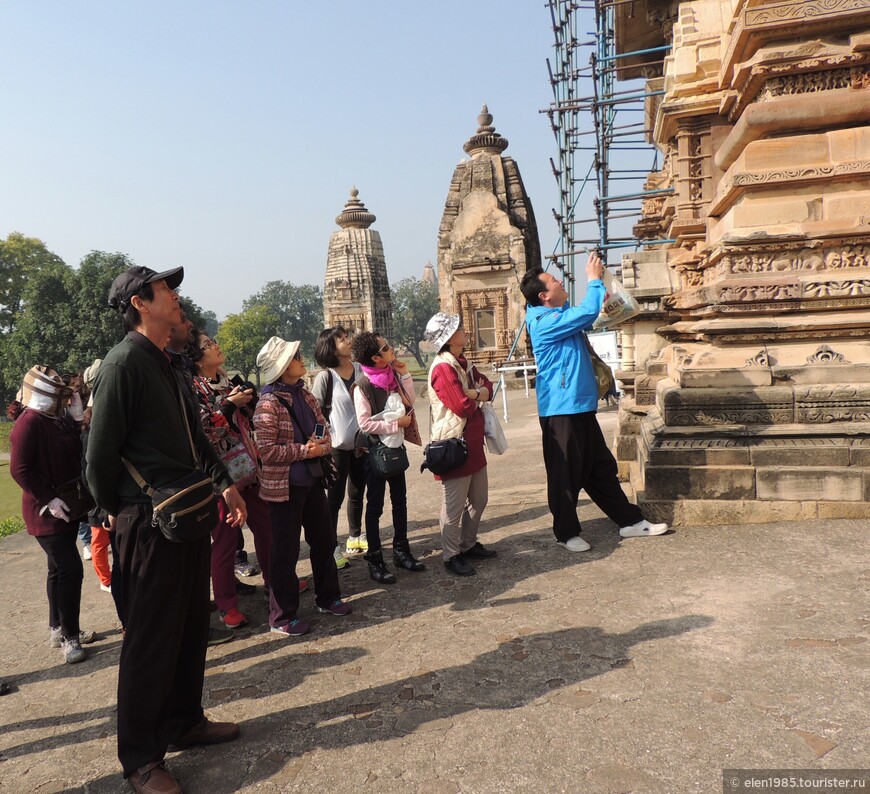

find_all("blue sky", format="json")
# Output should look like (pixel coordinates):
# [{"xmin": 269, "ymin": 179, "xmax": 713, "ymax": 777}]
[{"xmin": 1, "ymin": 2, "xmax": 620, "ymax": 319}]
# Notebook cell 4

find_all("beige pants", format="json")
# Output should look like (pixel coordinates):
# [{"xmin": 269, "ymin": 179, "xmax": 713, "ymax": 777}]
[{"xmin": 440, "ymin": 467, "xmax": 488, "ymax": 560}]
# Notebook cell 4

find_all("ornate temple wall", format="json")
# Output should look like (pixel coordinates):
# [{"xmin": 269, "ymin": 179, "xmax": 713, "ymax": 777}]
[
  {"xmin": 437, "ymin": 106, "xmax": 541, "ymax": 366},
  {"xmin": 614, "ymin": 0, "xmax": 870, "ymax": 523}
]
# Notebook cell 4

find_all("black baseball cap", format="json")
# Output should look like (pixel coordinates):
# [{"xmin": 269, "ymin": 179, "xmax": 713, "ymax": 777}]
[{"xmin": 108, "ymin": 266, "xmax": 184, "ymax": 311}]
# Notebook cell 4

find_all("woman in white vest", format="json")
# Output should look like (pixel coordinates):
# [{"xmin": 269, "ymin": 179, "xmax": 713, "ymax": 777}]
[
  {"xmin": 424, "ymin": 313, "xmax": 497, "ymax": 577},
  {"xmin": 312, "ymin": 327, "xmax": 366, "ymax": 568}
]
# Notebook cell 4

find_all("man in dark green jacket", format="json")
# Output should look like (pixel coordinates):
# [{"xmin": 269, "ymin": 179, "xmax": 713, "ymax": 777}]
[{"xmin": 88, "ymin": 265, "xmax": 247, "ymax": 794}]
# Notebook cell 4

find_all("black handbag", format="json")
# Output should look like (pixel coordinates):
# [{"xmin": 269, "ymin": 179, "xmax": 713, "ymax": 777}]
[
  {"xmin": 54, "ymin": 476, "xmax": 96, "ymax": 522},
  {"xmin": 368, "ymin": 441, "xmax": 409, "ymax": 478},
  {"xmin": 420, "ymin": 437, "xmax": 468, "ymax": 476}
]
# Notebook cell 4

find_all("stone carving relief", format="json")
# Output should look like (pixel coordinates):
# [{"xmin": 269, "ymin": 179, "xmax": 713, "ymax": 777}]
[
  {"xmin": 806, "ymin": 345, "xmax": 849, "ymax": 364},
  {"xmin": 757, "ymin": 68, "xmax": 852, "ymax": 100},
  {"xmin": 713, "ymin": 243, "xmax": 870, "ymax": 279},
  {"xmin": 746, "ymin": 0, "xmax": 870, "ymax": 27},
  {"xmin": 796, "ymin": 384, "xmax": 870, "ymax": 423},
  {"xmin": 803, "ymin": 279, "xmax": 870, "ymax": 298},
  {"xmin": 745, "ymin": 350, "xmax": 770, "ymax": 367}
]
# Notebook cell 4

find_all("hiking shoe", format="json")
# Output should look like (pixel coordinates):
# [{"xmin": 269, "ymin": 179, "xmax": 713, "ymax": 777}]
[
  {"xmin": 444, "ymin": 554, "xmax": 475, "ymax": 576},
  {"xmin": 619, "ymin": 519, "xmax": 668, "ymax": 538},
  {"xmin": 270, "ymin": 618, "xmax": 310, "ymax": 637},
  {"xmin": 220, "ymin": 608, "xmax": 248, "ymax": 629},
  {"xmin": 345, "ymin": 534, "xmax": 368, "ymax": 554},
  {"xmin": 333, "ymin": 547, "xmax": 351, "ymax": 569},
  {"xmin": 82, "ymin": 545, "xmax": 92, "ymax": 561},
  {"xmin": 462, "ymin": 541, "xmax": 497, "ymax": 560},
  {"xmin": 557, "ymin": 536, "xmax": 591, "ymax": 552},
  {"xmin": 234, "ymin": 558, "xmax": 259, "ymax": 577},
  {"xmin": 61, "ymin": 636, "xmax": 87, "ymax": 664},
  {"xmin": 49, "ymin": 627, "xmax": 97, "ymax": 648},
  {"xmin": 315, "ymin": 599, "xmax": 352, "ymax": 616},
  {"xmin": 100, "ymin": 583, "xmax": 112, "ymax": 593}
]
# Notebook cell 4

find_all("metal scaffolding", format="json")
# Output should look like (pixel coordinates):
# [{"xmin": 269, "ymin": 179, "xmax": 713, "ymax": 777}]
[{"xmin": 544, "ymin": 0, "xmax": 672, "ymax": 302}]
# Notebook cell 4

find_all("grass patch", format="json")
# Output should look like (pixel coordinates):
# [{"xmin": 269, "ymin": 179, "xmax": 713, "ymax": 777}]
[
  {"xmin": 0, "ymin": 462, "xmax": 23, "ymax": 536},
  {"xmin": 0, "ymin": 422, "xmax": 11, "ymax": 454}
]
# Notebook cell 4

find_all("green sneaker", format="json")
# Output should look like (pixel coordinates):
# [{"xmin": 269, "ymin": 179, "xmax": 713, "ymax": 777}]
[{"xmin": 333, "ymin": 546, "xmax": 351, "ymax": 570}]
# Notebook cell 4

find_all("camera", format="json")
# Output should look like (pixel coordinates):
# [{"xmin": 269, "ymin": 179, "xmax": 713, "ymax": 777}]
[{"xmin": 230, "ymin": 374, "xmax": 258, "ymax": 411}]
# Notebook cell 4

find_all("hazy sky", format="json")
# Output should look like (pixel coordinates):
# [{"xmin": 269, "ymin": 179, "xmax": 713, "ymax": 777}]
[{"xmin": 2, "ymin": 2, "xmax": 629, "ymax": 320}]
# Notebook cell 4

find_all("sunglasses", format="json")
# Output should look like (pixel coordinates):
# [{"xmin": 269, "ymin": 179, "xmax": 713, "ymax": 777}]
[
  {"xmin": 293, "ymin": 350, "xmax": 304, "ymax": 361},
  {"xmin": 378, "ymin": 342, "xmax": 392, "ymax": 354}
]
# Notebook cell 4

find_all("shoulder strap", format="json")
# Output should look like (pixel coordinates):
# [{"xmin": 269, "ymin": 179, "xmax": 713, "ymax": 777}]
[{"xmin": 323, "ymin": 370, "xmax": 335, "ymax": 420}]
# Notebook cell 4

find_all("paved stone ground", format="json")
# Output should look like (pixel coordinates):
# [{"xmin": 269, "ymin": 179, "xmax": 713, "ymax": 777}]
[{"xmin": 1, "ymin": 390, "xmax": 868, "ymax": 793}]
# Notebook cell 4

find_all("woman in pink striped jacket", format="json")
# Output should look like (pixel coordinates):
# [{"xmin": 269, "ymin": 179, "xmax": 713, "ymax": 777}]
[{"xmin": 253, "ymin": 337, "xmax": 352, "ymax": 638}]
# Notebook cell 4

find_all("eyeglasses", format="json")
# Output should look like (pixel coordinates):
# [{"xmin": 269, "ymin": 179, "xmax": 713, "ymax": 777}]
[
  {"xmin": 200, "ymin": 339, "xmax": 218, "ymax": 351},
  {"xmin": 378, "ymin": 342, "xmax": 391, "ymax": 354}
]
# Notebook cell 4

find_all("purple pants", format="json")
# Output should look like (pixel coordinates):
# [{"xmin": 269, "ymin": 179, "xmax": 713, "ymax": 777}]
[{"xmin": 210, "ymin": 484, "xmax": 273, "ymax": 613}]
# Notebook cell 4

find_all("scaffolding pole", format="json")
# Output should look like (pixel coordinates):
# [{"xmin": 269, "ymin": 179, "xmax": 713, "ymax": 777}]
[{"xmin": 543, "ymin": 0, "xmax": 671, "ymax": 302}]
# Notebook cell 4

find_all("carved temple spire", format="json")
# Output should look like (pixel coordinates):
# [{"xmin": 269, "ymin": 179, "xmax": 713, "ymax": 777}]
[
  {"xmin": 463, "ymin": 103, "xmax": 509, "ymax": 157},
  {"xmin": 335, "ymin": 187, "xmax": 376, "ymax": 229}
]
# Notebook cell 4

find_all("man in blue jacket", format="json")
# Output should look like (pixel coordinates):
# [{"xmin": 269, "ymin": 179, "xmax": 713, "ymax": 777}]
[{"xmin": 521, "ymin": 252, "xmax": 667, "ymax": 552}]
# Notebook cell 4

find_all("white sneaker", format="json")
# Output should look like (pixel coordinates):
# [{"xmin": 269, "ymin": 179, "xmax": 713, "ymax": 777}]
[
  {"xmin": 619, "ymin": 519, "xmax": 668, "ymax": 538},
  {"xmin": 100, "ymin": 583, "xmax": 112, "ymax": 593},
  {"xmin": 82, "ymin": 545, "xmax": 92, "ymax": 561},
  {"xmin": 557, "ymin": 536, "xmax": 591, "ymax": 552}
]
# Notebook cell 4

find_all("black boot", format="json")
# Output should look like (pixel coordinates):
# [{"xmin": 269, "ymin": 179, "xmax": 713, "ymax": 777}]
[
  {"xmin": 364, "ymin": 550, "xmax": 396, "ymax": 584},
  {"xmin": 393, "ymin": 542, "xmax": 426, "ymax": 572}
]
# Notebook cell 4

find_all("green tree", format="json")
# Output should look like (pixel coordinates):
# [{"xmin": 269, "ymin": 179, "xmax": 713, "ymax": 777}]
[
  {"xmin": 178, "ymin": 296, "xmax": 218, "ymax": 338},
  {"xmin": 2, "ymin": 261, "xmax": 76, "ymax": 393},
  {"xmin": 217, "ymin": 305, "xmax": 279, "ymax": 383},
  {"xmin": 242, "ymin": 281, "xmax": 323, "ymax": 358},
  {"xmin": 390, "ymin": 277, "xmax": 441, "ymax": 368},
  {"xmin": 0, "ymin": 233, "xmax": 66, "ymax": 333},
  {"xmin": 71, "ymin": 251, "xmax": 134, "ymax": 369}
]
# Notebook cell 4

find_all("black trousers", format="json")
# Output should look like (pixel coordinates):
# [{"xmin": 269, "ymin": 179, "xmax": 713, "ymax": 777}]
[
  {"xmin": 115, "ymin": 503, "xmax": 210, "ymax": 777},
  {"xmin": 267, "ymin": 485, "xmax": 341, "ymax": 628},
  {"xmin": 327, "ymin": 448, "xmax": 365, "ymax": 541},
  {"xmin": 540, "ymin": 412, "xmax": 643, "ymax": 542},
  {"xmin": 36, "ymin": 530, "xmax": 83, "ymax": 638},
  {"xmin": 363, "ymin": 461, "xmax": 408, "ymax": 554}
]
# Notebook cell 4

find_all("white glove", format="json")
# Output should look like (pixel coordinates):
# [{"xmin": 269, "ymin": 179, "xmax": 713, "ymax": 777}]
[
  {"xmin": 68, "ymin": 392, "xmax": 84, "ymax": 421},
  {"xmin": 47, "ymin": 498, "xmax": 71, "ymax": 522}
]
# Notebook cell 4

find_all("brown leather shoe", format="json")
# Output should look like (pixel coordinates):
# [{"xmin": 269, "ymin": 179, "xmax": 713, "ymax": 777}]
[
  {"xmin": 169, "ymin": 716, "xmax": 240, "ymax": 750},
  {"xmin": 128, "ymin": 761, "xmax": 182, "ymax": 794}
]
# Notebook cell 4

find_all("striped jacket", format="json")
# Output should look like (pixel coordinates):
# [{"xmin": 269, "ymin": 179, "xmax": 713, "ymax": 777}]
[{"xmin": 252, "ymin": 387, "xmax": 332, "ymax": 503}]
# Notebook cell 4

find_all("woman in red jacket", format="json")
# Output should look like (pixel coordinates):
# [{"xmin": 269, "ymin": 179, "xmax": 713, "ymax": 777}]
[
  {"xmin": 423, "ymin": 314, "xmax": 497, "ymax": 577},
  {"xmin": 10, "ymin": 366, "xmax": 97, "ymax": 664}
]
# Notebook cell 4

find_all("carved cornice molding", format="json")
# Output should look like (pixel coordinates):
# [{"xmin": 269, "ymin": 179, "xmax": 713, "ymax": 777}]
[
  {"xmin": 745, "ymin": 0, "xmax": 870, "ymax": 27},
  {"xmin": 712, "ymin": 159, "xmax": 870, "ymax": 215},
  {"xmin": 729, "ymin": 55, "xmax": 870, "ymax": 121}
]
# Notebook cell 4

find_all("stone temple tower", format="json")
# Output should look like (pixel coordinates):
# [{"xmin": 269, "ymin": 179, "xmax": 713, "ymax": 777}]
[
  {"xmin": 323, "ymin": 188, "xmax": 393, "ymax": 340},
  {"xmin": 437, "ymin": 104, "xmax": 542, "ymax": 366}
]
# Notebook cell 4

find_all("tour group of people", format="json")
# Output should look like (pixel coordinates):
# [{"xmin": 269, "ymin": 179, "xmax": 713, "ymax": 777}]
[{"xmin": 8, "ymin": 253, "xmax": 667, "ymax": 793}]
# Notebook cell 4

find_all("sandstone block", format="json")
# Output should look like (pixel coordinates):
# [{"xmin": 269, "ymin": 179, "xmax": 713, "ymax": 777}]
[
  {"xmin": 647, "ymin": 445, "xmax": 751, "ymax": 466},
  {"xmin": 756, "ymin": 467, "xmax": 863, "ymax": 501},
  {"xmin": 750, "ymin": 446, "xmax": 850, "ymax": 467},
  {"xmin": 644, "ymin": 465, "xmax": 755, "ymax": 500},
  {"xmin": 817, "ymin": 501, "xmax": 870, "ymax": 520}
]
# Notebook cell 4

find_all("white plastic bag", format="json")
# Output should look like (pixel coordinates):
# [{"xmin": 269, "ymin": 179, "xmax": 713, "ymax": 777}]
[
  {"xmin": 481, "ymin": 402, "xmax": 508, "ymax": 455},
  {"xmin": 593, "ymin": 269, "xmax": 640, "ymax": 330},
  {"xmin": 370, "ymin": 393, "xmax": 406, "ymax": 448}
]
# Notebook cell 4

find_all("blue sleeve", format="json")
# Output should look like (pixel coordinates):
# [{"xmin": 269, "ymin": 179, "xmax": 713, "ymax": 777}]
[{"xmin": 534, "ymin": 281, "xmax": 605, "ymax": 343}]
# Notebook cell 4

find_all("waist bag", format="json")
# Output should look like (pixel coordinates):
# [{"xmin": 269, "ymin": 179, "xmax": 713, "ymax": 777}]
[
  {"xmin": 420, "ymin": 437, "xmax": 468, "ymax": 476},
  {"xmin": 54, "ymin": 475, "xmax": 97, "ymax": 521},
  {"xmin": 369, "ymin": 441, "xmax": 409, "ymax": 478},
  {"xmin": 122, "ymin": 378, "xmax": 218, "ymax": 543},
  {"xmin": 124, "ymin": 461, "xmax": 218, "ymax": 543}
]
